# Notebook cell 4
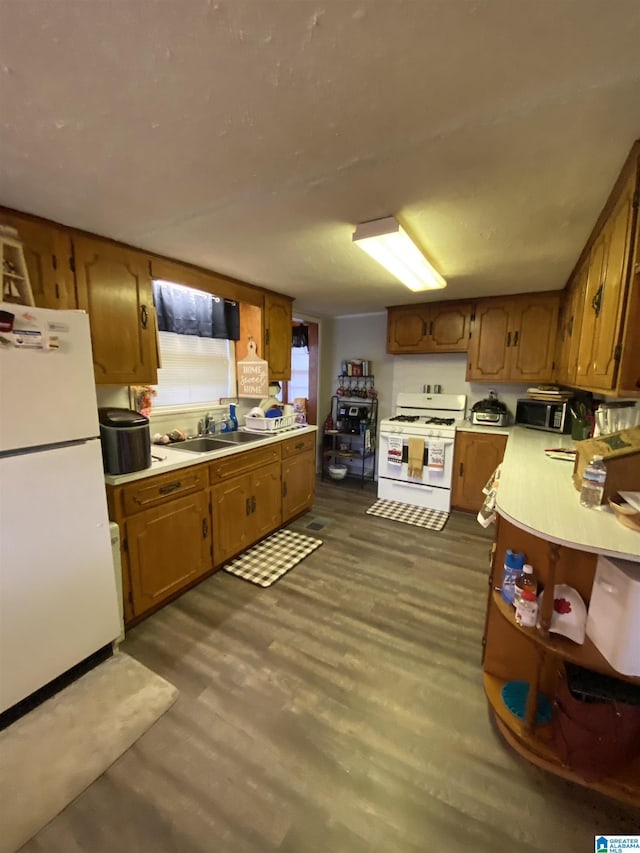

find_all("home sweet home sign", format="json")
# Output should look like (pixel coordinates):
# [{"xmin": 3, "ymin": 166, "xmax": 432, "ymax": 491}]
[{"xmin": 237, "ymin": 337, "xmax": 269, "ymax": 398}]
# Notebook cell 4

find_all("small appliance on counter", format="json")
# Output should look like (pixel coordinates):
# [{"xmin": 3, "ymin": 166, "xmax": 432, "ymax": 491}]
[
  {"xmin": 470, "ymin": 391, "xmax": 510, "ymax": 426},
  {"xmin": 98, "ymin": 407, "xmax": 151, "ymax": 475}
]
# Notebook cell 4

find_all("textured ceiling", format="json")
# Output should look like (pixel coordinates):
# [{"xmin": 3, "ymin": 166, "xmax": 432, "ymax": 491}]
[{"xmin": 1, "ymin": 0, "xmax": 639, "ymax": 317}]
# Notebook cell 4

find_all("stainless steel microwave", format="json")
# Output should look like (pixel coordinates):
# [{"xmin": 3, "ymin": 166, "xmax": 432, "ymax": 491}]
[{"xmin": 515, "ymin": 398, "xmax": 571, "ymax": 433}]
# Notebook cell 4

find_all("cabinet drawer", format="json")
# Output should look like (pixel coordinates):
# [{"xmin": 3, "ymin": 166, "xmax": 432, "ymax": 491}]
[
  {"xmin": 123, "ymin": 466, "xmax": 206, "ymax": 514},
  {"xmin": 209, "ymin": 444, "xmax": 281, "ymax": 483},
  {"xmin": 280, "ymin": 432, "xmax": 315, "ymax": 459}
]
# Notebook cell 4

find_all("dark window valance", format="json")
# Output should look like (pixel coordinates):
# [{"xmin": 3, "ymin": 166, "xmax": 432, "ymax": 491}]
[
  {"xmin": 152, "ymin": 281, "xmax": 240, "ymax": 340},
  {"xmin": 292, "ymin": 323, "xmax": 309, "ymax": 349}
]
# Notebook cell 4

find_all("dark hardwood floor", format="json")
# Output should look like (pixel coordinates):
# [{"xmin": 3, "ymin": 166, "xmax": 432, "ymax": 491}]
[{"xmin": 22, "ymin": 479, "xmax": 639, "ymax": 852}]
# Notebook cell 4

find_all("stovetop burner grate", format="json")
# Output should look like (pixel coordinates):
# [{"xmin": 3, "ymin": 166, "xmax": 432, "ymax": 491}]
[{"xmin": 387, "ymin": 415, "xmax": 455, "ymax": 426}]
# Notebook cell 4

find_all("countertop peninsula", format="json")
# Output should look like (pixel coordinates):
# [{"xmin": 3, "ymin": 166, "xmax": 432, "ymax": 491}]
[{"xmin": 496, "ymin": 426, "xmax": 640, "ymax": 562}]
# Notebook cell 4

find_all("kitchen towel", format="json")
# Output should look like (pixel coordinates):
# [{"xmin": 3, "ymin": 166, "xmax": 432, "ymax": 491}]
[
  {"xmin": 386, "ymin": 435, "xmax": 402, "ymax": 465},
  {"xmin": 408, "ymin": 437, "xmax": 424, "ymax": 478},
  {"xmin": 428, "ymin": 439, "xmax": 445, "ymax": 470}
]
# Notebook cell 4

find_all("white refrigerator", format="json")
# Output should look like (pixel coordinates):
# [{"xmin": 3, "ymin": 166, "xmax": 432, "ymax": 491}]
[{"xmin": 0, "ymin": 302, "xmax": 121, "ymax": 714}]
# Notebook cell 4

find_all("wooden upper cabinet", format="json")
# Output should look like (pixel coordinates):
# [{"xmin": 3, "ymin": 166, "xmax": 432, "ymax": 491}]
[
  {"xmin": 466, "ymin": 301, "xmax": 511, "ymax": 380},
  {"xmin": 508, "ymin": 294, "xmax": 560, "ymax": 382},
  {"xmin": 556, "ymin": 260, "xmax": 587, "ymax": 387},
  {"xmin": 0, "ymin": 211, "xmax": 76, "ymax": 309},
  {"xmin": 264, "ymin": 292, "xmax": 292, "ymax": 380},
  {"xmin": 386, "ymin": 301, "xmax": 472, "ymax": 354},
  {"xmin": 617, "ymin": 211, "xmax": 640, "ymax": 395},
  {"xmin": 73, "ymin": 235, "xmax": 158, "ymax": 385},
  {"xmin": 576, "ymin": 170, "xmax": 636, "ymax": 391},
  {"xmin": 467, "ymin": 293, "xmax": 559, "ymax": 383}
]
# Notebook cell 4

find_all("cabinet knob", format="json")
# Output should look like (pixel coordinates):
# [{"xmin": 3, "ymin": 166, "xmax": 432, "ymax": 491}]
[
  {"xmin": 202, "ymin": 518, "xmax": 209, "ymax": 538},
  {"xmin": 140, "ymin": 304, "xmax": 149, "ymax": 328}
]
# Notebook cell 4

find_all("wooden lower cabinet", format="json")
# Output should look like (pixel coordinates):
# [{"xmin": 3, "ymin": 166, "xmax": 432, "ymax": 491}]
[
  {"xmin": 452, "ymin": 431, "xmax": 507, "ymax": 512},
  {"xmin": 126, "ymin": 490, "xmax": 212, "ymax": 618},
  {"xmin": 107, "ymin": 433, "xmax": 317, "ymax": 626},
  {"xmin": 484, "ymin": 515, "xmax": 640, "ymax": 807},
  {"xmin": 211, "ymin": 460, "xmax": 282, "ymax": 566},
  {"xmin": 282, "ymin": 432, "xmax": 316, "ymax": 521}
]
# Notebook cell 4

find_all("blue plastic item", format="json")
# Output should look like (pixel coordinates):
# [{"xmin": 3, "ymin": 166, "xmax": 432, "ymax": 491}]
[
  {"xmin": 501, "ymin": 680, "xmax": 553, "ymax": 725},
  {"xmin": 265, "ymin": 407, "xmax": 282, "ymax": 418},
  {"xmin": 501, "ymin": 549, "xmax": 525, "ymax": 606},
  {"xmin": 229, "ymin": 404, "xmax": 238, "ymax": 431}
]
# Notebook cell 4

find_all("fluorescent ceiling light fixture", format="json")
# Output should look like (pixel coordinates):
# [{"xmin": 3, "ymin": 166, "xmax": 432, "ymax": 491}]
[{"xmin": 352, "ymin": 216, "xmax": 446, "ymax": 292}]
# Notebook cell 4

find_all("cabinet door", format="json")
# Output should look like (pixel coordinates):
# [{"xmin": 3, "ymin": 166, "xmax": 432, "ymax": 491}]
[
  {"xmin": 617, "ymin": 213, "xmax": 640, "ymax": 396},
  {"xmin": 127, "ymin": 490, "xmax": 212, "ymax": 617},
  {"xmin": 264, "ymin": 292, "xmax": 292, "ymax": 380},
  {"xmin": 212, "ymin": 471, "xmax": 254, "ymax": 565},
  {"xmin": 74, "ymin": 235, "xmax": 158, "ymax": 385},
  {"xmin": 283, "ymin": 450, "xmax": 315, "ymax": 521},
  {"xmin": 466, "ymin": 301, "xmax": 511, "ymax": 381},
  {"xmin": 557, "ymin": 263, "xmax": 588, "ymax": 386},
  {"xmin": 451, "ymin": 432, "xmax": 507, "ymax": 513},
  {"xmin": 386, "ymin": 306, "xmax": 430, "ymax": 353},
  {"xmin": 252, "ymin": 461, "xmax": 282, "ymax": 539},
  {"xmin": 387, "ymin": 302, "xmax": 472, "ymax": 354},
  {"xmin": 508, "ymin": 294, "xmax": 559, "ymax": 383},
  {"xmin": 428, "ymin": 302, "xmax": 473, "ymax": 352},
  {"xmin": 0, "ymin": 211, "xmax": 76, "ymax": 308},
  {"xmin": 576, "ymin": 178, "xmax": 635, "ymax": 390}
]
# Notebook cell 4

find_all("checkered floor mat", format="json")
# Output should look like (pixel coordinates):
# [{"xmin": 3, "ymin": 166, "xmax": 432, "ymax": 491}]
[
  {"xmin": 223, "ymin": 529, "xmax": 323, "ymax": 588},
  {"xmin": 365, "ymin": 498, "xmax": 449, "ymax": 531}
]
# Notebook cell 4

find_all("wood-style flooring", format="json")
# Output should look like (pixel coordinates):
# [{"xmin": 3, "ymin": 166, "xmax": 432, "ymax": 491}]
[{"xmin": 22, "ymin": 479, "xmax": 639, "ymax": 852}]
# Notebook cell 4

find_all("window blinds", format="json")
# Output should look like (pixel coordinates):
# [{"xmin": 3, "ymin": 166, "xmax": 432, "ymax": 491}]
[{"xmin": 153, "ymin": 331, "xmax": 236, "ymax": 407}]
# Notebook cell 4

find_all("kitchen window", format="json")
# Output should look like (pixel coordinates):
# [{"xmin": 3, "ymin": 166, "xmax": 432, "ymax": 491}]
[
  {"xmin": 152, "ymin": 331, "xmax": 236, "ymax": 407},
  {"xmin": 151, "ymin": 280, "xmax": 238, "ymax": 408}
]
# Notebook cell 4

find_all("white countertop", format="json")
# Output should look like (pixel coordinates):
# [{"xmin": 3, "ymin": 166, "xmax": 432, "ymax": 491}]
[
  {"xmin": 104, "ymin": 425, "xmax": 318, "ymax": 487},
  {"xmin": 496, "ymin": 426, "xmax": 640, "ymax": 562},
  {"xmin": 456, "ymin": 421, "xmax": 511, "ymax": 436}
]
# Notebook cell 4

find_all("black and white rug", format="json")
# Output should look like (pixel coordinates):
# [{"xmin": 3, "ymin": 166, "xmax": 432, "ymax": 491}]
[
  {"xmin": 366, "ymin": 498, "xmax": 449, "ymax": 531},
  {"xmin": 223, "ymin": 529, "xmax": 323, "ymax": 587}
]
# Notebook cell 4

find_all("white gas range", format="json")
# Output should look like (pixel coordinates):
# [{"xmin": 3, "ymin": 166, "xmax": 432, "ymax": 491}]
[{"xmin": 377, "ymin": 393, "xmax": 467, "ymax": 512}]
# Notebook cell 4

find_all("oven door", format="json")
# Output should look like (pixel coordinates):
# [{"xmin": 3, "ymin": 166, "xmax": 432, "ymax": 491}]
[{"xmin": 378, "ymin": 432, "xmax": 454, "ymax": 485}]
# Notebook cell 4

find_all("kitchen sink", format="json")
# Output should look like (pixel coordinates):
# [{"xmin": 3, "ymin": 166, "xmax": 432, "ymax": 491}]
[
  {"xmin": 214, "ymin": 431, "xmax": 270, "ymax": 444},
  {"xmin": 173, "ymin": 437, "xmax": 238, "ymax": 453},
  {"xmin": 170, "ymin": 431, "xmax": 271, "ymax": 454}
]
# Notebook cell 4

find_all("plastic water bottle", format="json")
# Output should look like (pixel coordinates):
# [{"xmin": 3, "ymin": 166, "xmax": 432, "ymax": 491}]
[
  {"xmin": 501, "ymin": 549, "xmax": 525, "ymax": 606},
  {"xmin": 513, "ymin": 564, "xmax": 538, "ymax": 609},
  {"xmin": 579, "ymin": 455, "xmax": 607, "ymax": 508}
]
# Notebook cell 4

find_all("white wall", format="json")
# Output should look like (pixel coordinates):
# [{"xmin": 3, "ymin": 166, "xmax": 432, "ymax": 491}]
[
  {"xmin": 329, "ymin": 314, "xmax": 529, "ymax": 423},
  {"xmin": 390, "ymin": 353, "xmax": 530, "ymax": 421},
  {"xmin": 331, "ymin": 313, "xmax": 395, "ymax": 419}
]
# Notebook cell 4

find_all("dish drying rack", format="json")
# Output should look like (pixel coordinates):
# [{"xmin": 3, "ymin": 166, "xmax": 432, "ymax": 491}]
[{"xmin": 244, "ymin": 413, "xmax": 296, "ymax": 433}]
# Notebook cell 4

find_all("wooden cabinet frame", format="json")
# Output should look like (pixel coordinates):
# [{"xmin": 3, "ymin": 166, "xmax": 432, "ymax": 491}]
[{"xmin": 483, "ymin": 515, "xmax": 640, "ymax": 807}]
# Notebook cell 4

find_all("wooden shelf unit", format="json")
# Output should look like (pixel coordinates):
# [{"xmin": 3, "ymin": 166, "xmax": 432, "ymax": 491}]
[{"xmin": 483, "ymin": 514, "xmax": 640, "ymax": 807}]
